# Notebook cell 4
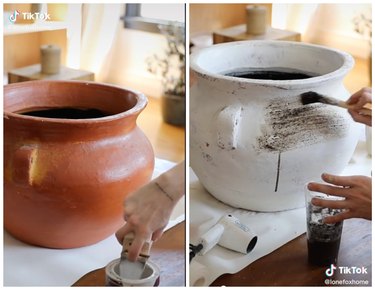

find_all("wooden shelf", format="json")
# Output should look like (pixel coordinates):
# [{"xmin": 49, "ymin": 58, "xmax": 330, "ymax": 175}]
[
  {"xmin": 4, "ymin": 21, "xmax": 67, "ymax": 36},
  {"xmin": 8, "ymin": 64, "xmax": 94, "ymax": 82},
  {"xmin": 4, "ymin": 22, "xmax": 68, "ymax": 74},
  {"xmin": 213, "ymin": 25, "xmax": 301, "ymax": 44}
]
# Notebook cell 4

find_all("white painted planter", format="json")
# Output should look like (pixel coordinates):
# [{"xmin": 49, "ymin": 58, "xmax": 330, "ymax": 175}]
[{"xmin": 190, "ymin": 40, "xmax": 359, "ymax": 212}]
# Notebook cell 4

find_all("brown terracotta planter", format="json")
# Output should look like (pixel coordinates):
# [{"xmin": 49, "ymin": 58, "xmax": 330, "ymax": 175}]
[{"xmin": 4, "ymin": 80, "xmax": 154, "ymax": 248}]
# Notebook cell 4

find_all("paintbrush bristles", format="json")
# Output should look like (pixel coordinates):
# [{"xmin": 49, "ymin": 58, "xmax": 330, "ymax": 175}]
[
  {"xmin": 300, "ymin": 91, "xmax": 371, "ymax": 115},
  {"xmin": 300, "ymin": 91, "xmax": 340, "ymax": 106},
  {"xmin": 300, "ymin": 91, "xmax": 323, "ymax": 105}
]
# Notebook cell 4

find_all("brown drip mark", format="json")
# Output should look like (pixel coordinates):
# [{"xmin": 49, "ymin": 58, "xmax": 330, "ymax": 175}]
[{"xmin": 257, "ymin": 100, "xmax": 349, "ymax": 192}]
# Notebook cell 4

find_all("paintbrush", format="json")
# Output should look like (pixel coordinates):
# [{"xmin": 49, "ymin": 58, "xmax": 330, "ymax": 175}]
[
  {"xmin": 300, "ymin": 91, "xmax": 372, "ymax": 116},
  {"xmin": 119, "ymin": 234, "xmax": 151, "ymax": 280}
]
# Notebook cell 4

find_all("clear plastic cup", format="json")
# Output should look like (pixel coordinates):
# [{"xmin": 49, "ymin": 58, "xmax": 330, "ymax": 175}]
[{"xmin": 305, "ymin": 187, "xmax": 344, "ymax": 266}]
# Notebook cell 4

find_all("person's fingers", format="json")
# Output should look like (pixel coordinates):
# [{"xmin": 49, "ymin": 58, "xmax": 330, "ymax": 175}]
[
  {"xmin": 307, "ymin": 182, "xmax": 350, "ymax": 198},
  {"xmin": 126, "ymin": 214, "xmax": 141, "ymax": 228},
  {"xmin": 123, "ymin": 201, "xmax": 135, "ymax": 217},
  {"xmin": 323, "ymin": 210, "xmax": 352, "ymax": 224},
  {"xmin": 115, "ymin": 223, "xmax": 133, "ymax": 244},
  {"xmin": 126, "ymin": 234, "xmax": 144, "ymax": 261},
  {"xmin": 151, "ymin": 228, "xmax": 164, "ymax": 241},
  {"xmin": 348, "ymin": 109, "xmax": 372, "ymax": 126},
  {"xmin": 347, "ymin": 87, "xmax": 372, "ymax": 106},
  {"xmin": 357, "ymin": 90, "xmax": 372, "ymax": 107},
  {"xmin": 115, "ymin": 226, "xmax": 125, "ymax": 244},
  {"xmin": 358, "ymin": 88, "xmax": 371, "ymax": 102},
  {"xmin": 311, "ymin": 197, "xmax": 347, "ymax": 209},
  {"xmin": 321, "ymin": 173, "xmax": 357, "ymax": 187},
  {"xmin": 346, "ymin": 90, "xmax": 362, "ymax": 105}
]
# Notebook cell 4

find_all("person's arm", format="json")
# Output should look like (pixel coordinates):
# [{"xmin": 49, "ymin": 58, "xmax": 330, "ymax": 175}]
[
  {"xmin": 308, "ymin": 173, "xmax": 372, "ymax": 223},
  {"xmin": 115, "ymin": 161, "xmax": 185, "ymax": 261}
]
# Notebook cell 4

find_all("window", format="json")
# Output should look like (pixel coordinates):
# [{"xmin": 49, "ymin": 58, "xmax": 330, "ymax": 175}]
[{"xmin": 122, "ymin": 4, "xmax": 185, "ymax": 33}]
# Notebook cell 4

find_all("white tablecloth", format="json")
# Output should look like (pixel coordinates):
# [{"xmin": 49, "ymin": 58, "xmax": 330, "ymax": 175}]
[
  {"xmin": 189, "ymin": 139, "xmax": 372, "ymax": 286},
  {"xmin": 4, "ymin": 158, "xmax": 185, "ymax": 286}
]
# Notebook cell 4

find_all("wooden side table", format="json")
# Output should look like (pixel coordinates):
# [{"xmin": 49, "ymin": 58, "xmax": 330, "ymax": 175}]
[
  {"xmin": 213, "ymin": 25, "xmax": 301, "ymax": 44},
  {"xmin": 8, "ymin": 64, "xmax": 95, "ymax": 83},
  {"xmin": 211, "ymin": 218, "xmax": 371, "ymax": 286}
]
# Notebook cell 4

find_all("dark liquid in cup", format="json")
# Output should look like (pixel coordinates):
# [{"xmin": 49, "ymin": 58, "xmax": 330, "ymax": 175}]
[
  {"xmin": 307, "ymin": 239, "xmax": 341, "ymax": 266},
  {"xmin": 224, "ymin": 68, "xmax": 315, "ymax": 80},
  {"xmin": 19, "ymin": 108, "xmax": 110, "ymax": 119},
  {"xmin": 306, "ymin": 203, "xmax": 343, "ymax": 266}
]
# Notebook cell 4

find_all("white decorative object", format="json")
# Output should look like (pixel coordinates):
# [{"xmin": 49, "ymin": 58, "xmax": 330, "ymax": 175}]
[{"xmin": 190, "ymin": 40, "xmax": 360, "ymax": 212}]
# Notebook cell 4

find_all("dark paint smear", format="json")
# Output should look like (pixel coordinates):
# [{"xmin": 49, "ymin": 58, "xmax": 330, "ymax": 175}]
[
  {"xmin": 257, "ymin": 101, "xmax": 349, "ymax": 192},
  {"xmin": 257, "ymin": 102, "xmax": 348, "ymax": 152}
]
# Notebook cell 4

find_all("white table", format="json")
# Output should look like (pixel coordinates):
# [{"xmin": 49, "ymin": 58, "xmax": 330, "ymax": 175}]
[{"xmin": 4, "ymin": 158, "xmax": 185, "ymax": 286}]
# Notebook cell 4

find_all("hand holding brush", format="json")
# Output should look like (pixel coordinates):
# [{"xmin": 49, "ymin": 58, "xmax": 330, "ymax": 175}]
[
  {"xmin": 346, "ymin": 87, "xmax": 372, "ymax": 126},
  {"xmin": 300, "ymin": 87, "xmax": 372, "ymax": 121}
]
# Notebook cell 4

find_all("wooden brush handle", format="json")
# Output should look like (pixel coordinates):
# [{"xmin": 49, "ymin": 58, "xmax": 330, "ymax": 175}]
[
  {"xmin": 363, "ymin": 103, "xmax": 372, "ymax": 110},
  {"xmin": 343, "ymin": 102, "xmax": 372, "ymax": 116},
  {"xmin": 359, "ymin": 108, "xmax": 372, "ymax": 116}
]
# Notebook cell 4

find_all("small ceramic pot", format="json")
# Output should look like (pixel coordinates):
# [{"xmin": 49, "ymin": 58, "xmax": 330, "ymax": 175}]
[
  {"xmin": 105, "ymin": 258, "xmax": 160, "ymax": 286},
  {"xmin": 40, "ymin": 44, "xmax": 61, "ymax": 74},
  {"xmin": 4, "ymin": 80, "xmax": 154, "ymax": 248},
  {"xmin": 161, "ymin": 93, "xmax": 185, "ymax": 126},
  {"xmin": 190, "ymin": 40, "xmax": 359, "ymax": 211}
]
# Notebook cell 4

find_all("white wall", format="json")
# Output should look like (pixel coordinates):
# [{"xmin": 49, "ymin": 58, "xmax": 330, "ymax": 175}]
[
  {"xmin": 100, "ymin": 23, "xmax": 168, "ymax": 98},
  {"xmin": 272, "ymin": 3, "xmax": 371, "ymax": 59}
]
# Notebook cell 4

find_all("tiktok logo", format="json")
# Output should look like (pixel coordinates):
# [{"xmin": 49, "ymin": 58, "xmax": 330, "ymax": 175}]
[
  {"xmin": 325, "ymin": 264, "xmax": 337, "ymax": 277},
  {"xmin": 9, "ymin": 10, "xmax": 20, "ymax": 23},
  {"xmin": 8, "ymin": 9, "xmax": 51, "ymax": 23}
]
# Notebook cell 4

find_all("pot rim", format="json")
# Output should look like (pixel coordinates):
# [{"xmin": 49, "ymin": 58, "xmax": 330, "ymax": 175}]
[
  {"xmin": 190, "ymin": 40, "xmax": 354, "ymax": 89},
  {"xmin": 3, "ymin": 80, "xmax": 148, "ymax": 124}
]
